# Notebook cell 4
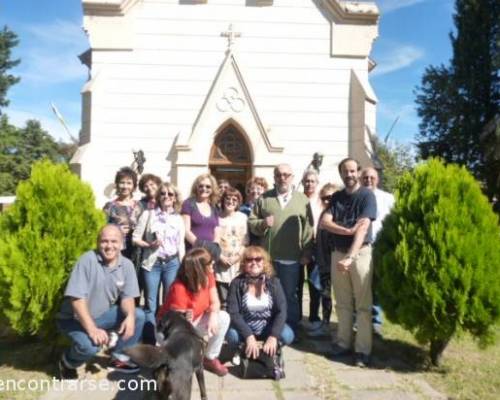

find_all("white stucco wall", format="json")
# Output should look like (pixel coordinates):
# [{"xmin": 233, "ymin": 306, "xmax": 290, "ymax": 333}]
[{"xmin": 74, "ymin": 0, "xmax": 379, "ymax": 204}]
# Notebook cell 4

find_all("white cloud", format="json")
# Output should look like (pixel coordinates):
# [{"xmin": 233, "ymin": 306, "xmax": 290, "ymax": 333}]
[
  {"xmin": 23, "ymin": 20, "xmax": 86, "ymax": 47},
  {"xmin": 377, "ymin": 0, "xmax": 429, "ymax": 14},
  {"xmin": 372, "ymin": 45, "xmax": 424, "ymax": 76},
  {"xmin": 7, "ymin": 108, "xmax": 80, "ymax": 143},
  {"xmin": 377, "ymin": 102, "xmax": 419, "ymax": 143},
  {"xmin": 14, "ymin": 20, "xmax": 88, "ymax": 86}
]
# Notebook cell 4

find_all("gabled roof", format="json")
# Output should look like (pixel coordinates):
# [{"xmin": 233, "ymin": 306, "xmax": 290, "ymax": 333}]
[{"xmin": 176, "ymin": 47, "xmax": 283, "ymax": 153}]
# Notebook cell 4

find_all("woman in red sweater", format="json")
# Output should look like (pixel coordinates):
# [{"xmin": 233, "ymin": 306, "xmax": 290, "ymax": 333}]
[{"xmin": 158, "ymin": 247, "xmax": 230, "ymax": 376}]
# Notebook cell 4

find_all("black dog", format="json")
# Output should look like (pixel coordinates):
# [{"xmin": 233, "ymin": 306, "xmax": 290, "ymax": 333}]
[{"xmin": 124, "ymin": 311, "xmax": 207, "ymax": 400}]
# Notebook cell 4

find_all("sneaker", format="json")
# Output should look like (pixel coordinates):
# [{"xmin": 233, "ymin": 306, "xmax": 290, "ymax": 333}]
[
  {"xmin": 203, "ymin": 357, "xmax": 228, "ymax": 376},
  {"xmin": 109, "ymin": 358, "xmax": 140, "ymax": 374},
  {"xmin": 373, "ymin": 324, "xmax": 383, "ymax": 338},
  {"xmin": 59, "ymin": 356, "xmax": 78, "ymax": 380},
  {"xmin": 307, "ymin": 322, "xmax": 329, "ymax": 337},
  {"xmin": 331, "ymin": 343, "xmax": 351, "ymax": 357},
  {"xmin": 306, "ymin": 320, "xmax": 323, "ymax": 331},
  {"xmin": 231, "ymin": 354, "xmax": 241, "ymax": 366},
  {"xmin": 354, "ymin": 352, "xmax": 370, "ymax": 368}
]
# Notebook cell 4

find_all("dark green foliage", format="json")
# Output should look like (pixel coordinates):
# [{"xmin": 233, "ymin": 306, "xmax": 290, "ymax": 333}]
[
  {"xmin": 0, "ymin": 160, "xmax": 105, "ymax": 338},
  {"xmin": 374, "ymin": 159, "xmax": 500, "ymax": 365},
  {"xmin": 0, "ymin": 115, "xmax": 70, "ymax": 195},
  {"xmin": 415, "ymin": 0, "xmax": 500, "ymax": 204},
  {"xmin": 0, "ymin": 26, "xmax": 20, "ymax": 111},
  {"xmin": 372, "ymin": 136, "xmax": 415, "ymax": 193}
]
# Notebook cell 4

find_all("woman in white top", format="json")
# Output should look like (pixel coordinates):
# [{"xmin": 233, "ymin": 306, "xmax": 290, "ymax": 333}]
[
  {"xmin": 216, "ymin": 187, "xmax": 249, "ymax": 310},
  {"xmin": 133, "ymin": 182, "xmax": 185, "ymax": 343}
]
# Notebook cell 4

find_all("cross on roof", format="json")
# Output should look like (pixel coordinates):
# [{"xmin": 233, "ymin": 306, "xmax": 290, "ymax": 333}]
[{"xmin": 220, "ymin": 24, "xmax": 241, "ymax": 51}]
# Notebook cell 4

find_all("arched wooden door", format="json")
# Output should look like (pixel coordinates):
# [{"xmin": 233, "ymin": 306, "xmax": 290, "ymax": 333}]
[{"xmin": 209, "ymin": 123, "xmax": 252, "ymax": 195}]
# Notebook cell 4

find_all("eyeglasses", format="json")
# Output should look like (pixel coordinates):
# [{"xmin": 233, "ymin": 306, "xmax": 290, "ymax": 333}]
[
  {"xmin": 321, "ymin": 195, "xmax": 331, "ymax": 202},
  {"xmin": 275, "ymin": 172, "xmax": 292, "ymax": 179},
  {"xmin": 197, "ymin": 184, "xmax": 212, "ymax": 190},
  {"xmin": 160, "ymin": 191, "xmax": 175, "ymax": 197},
  {"xmin": 363, "ymin": 176, "xmax": 376, "ymax": 181},
  {"xmin": 224, "ymin": 197, "xmax": 238, "ymax": 203},
  {"xmin": 245, "ymin": 256, "xmax": 264, "ymax": 263}
]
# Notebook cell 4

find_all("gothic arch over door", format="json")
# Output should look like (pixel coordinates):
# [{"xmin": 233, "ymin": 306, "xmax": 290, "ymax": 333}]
[{"xmin": 209, "ymin": 122, "xmax": 252, "ymax": 195}]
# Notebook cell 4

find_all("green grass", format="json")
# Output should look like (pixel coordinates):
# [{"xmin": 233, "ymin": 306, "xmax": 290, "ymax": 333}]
[
  {"xmin": 0, "ymin": 337, "xmax": 54, "ymax": 400},
  {"xmin": 379, "ymin": 320, "xmax": 500, "ymax": 400},
  {"xmin": 1, "ymin": 321, "xmax": 499, "ymax": 400}
]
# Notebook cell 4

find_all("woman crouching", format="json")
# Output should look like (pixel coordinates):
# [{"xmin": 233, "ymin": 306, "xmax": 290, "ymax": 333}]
[
  {"xmin": 158, "ymin": 247, "xmax": 230, "ymax": 376},
  {"xmin": 226, "ymin": 246, "xmax": 294, "ymax": 360}
]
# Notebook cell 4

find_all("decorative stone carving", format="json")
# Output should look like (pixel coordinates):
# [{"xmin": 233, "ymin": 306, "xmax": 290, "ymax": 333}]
[{"xmin": 216, "ymin": 87, "xmax": 246, "ymax": 113}]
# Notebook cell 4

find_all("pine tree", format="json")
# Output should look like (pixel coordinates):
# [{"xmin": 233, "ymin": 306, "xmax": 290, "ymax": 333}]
[
  {"xmin": 374, "ymin": 159, "xmax": 500, "ymax": 365},
  {"xmin": 0, "ymin": 160, "xmax": 105, "ymax": 338},
  {"xmin": 0, "ymin": 116, "xmax": 67, "ymax": 195},
  {"xmin": 0, "ymin": 26, "xmax": 20, "ymax": 111},
  {"xmin": 415, "ymin": 0, "xmax": 500, "ymax": 204}
]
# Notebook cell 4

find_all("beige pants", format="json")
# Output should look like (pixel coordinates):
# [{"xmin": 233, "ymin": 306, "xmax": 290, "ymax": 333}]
[{"xmin": 332, "ymin": 246, "xmax": 373, "ymax": 355}]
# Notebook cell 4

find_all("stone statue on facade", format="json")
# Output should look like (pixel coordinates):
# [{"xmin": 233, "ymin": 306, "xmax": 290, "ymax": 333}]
[
  {"xmin": 308, "ymin": 152, "xmax": 324, "ymax": 174},
  {"xmin": 132, "ymin": 149, "xmax": 146, "ymax": 175}
]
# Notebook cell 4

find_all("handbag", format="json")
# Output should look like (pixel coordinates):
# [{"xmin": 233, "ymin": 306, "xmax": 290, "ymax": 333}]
[
  {"xmin": 239, "ymin": 342, "xmax": 285, "ymax": 380},
  {"xmin": 132, "ymin": 210, "xmax": 153, "ymax": 271}
]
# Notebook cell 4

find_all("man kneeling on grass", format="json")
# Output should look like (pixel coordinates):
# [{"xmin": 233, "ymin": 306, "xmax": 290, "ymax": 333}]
[{"xmin": 56, "ymin": 224, "xmax": 145, "ymax": 379}]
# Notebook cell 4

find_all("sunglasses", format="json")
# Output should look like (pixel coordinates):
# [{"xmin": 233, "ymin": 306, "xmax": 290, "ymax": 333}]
[
  {"xmin": 321, "ymin": 195, "xmax": 331, "ymax": 202},
  {"xmin": 363, "ymin": 176, "xmax": 376, "ymax": 181},
  {"xmin": 160, "ymin": 191, "xmax": 175, "ymax": 197},
  {"xmin": 198, "ymin": 184, "xmax": 212, "ymax": 190},
  {"xmin": 245, "ymin": 256, "xmax": 264, "ymax": 263}
]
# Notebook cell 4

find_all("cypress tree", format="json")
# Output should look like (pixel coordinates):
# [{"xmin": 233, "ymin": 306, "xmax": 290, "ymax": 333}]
[
  {"xmin": 0, "ymin": 160, "xmax": 105, "ymax": 338},
  {"xmin": 415, "ymin": 0, "xmax": 500, "ymax": 204},
  {"xmin": 374, "ymin": 159, "xmax": 500, "ymax": 365}
]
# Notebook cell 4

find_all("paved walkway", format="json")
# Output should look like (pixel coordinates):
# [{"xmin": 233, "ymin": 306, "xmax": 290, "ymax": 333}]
[
  {"xmin": 39, "ymin": 332, "xmax": 447, "ymax": 400},
  {"xmin": 38, "ymin": 294, "xmax": 447, "ymax": 400}
]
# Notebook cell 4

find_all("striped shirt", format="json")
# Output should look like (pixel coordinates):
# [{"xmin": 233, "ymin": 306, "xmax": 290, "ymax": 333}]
[{"xmin": 241, "ymin": 291, "xmax": 273, "ymax": 336}]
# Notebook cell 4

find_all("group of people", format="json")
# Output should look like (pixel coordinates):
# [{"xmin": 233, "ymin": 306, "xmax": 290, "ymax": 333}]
[{"xmin": 56, "ymin": 157, "xmax": 394, "ymax": 380}]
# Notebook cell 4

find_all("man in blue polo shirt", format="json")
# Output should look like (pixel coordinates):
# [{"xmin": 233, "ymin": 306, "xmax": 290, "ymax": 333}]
[
  {"xmin": 320, "ymin": 158, "xmax": 377, "ymax": 367},
  {"xmin": 57, "ymin": 224, "xmax": 145, "ymax": 379}
]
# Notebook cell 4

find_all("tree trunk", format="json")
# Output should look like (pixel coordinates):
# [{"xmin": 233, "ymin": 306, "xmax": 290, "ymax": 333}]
[{"xmin": 430, "ymin": 338, "xmax": 450, "ymax": 366}]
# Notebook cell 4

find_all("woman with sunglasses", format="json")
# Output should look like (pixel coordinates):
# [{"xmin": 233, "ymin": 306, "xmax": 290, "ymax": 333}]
[
  {"xmin": 133, "ymin": 182, "xmax": 185, "ymax": 342},
  {"xmin": 158, "ymin": 248, "xmax": 230, "ymax": 376},
  {"xmin": 216, "ymin": 187, "xmax": 249, "ymax": 310},
  {"xmin": 226, "ymin": 246, "xmax": 294, "ymax": 362},
  {"xmin": 181, "ymin": 173, "xmax": 221, "ymax": 252},
  {"xmin": 311, "ymin": 183, "xmax": 340, "ymax": 336}
]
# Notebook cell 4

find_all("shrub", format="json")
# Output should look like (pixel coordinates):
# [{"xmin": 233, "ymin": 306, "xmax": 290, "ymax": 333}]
[
  {"xmin": 0, "ymin": 160, "xmax": 105, "ymax": 338},
  {"xmin": 374, "ymin": 158, "xmax": 500, "ymax": 365}
]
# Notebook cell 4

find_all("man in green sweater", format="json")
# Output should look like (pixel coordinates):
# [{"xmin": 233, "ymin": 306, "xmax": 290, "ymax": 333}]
[{"xmin": 249, "ymin": 164, "xmax": 313, "ymax": 332}]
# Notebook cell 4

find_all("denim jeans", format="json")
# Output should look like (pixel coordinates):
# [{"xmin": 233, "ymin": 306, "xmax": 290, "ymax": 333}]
[
  {"xmin": 226, "ymin": 323, "xmax": 295, "ymax": 347},
  {"xmin": 143, "ymin": 257, "xmax": 180, "ymax": 343},
  {"xmin": 57, "ymin": 305, "xmax": 145, "ymax": 368},
  {"xmin": 143, "ymin": 257, "xmax": 180, "ymax": 318},
  {"xmin": 273, "ymin": 261, "xmax": 301, "ymax": 332},
  {"xmin": 306, "ymin": 263, "xmax": 322, "ymax": 322}
]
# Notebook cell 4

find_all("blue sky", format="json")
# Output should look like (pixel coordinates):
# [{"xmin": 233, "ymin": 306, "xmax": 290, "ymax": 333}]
[{"xmin": 0, "ymin": 0, "xmax": 455, "ymax": 147}]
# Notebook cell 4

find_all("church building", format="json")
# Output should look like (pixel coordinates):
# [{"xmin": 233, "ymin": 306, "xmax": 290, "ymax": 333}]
[{"xmin": 71, "ymin": 0, "xmax": 380, "ymax": 204}]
